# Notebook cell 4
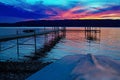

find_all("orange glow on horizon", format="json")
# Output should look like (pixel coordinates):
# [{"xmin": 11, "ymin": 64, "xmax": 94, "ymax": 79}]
[{"xmin": 42, "ymin": 6, "xmax": 120, "ymax": 20}]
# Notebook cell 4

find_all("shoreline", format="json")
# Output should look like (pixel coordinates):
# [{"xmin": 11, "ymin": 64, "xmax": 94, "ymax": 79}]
[{"xmin": 0, "ymin": 61, "xmax": 52, "ymax": 80}]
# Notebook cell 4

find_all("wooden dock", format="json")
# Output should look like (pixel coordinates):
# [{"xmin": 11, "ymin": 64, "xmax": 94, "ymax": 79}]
[
  {"xmin": 0, "ymin": 29, "xmax": 64, "ymax": 42},
  {"xmin": 67, "ymin": 30, "xmax": 101, "ymax": 33}
]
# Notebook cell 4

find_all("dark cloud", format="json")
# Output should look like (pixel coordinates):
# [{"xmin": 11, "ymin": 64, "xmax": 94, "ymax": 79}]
[
  {"xmin": 0, "ymin": 2, "xmax": 48, "ymax": 17},
  {"xmin": 90, "ymin": 5, "xmax": 120, "ymax": 14}
]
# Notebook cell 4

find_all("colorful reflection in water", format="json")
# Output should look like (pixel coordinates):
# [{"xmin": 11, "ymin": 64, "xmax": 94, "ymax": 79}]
[
  {"xmin": 42, "ymin": 28, "xmax": 120, "ymax": 62},
  {"xmin": 0, "ymin": 27, "xmax": 120, "ymax": 62}
]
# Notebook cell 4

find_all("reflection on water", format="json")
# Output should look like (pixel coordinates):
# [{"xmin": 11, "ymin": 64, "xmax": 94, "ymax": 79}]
[
  {"xmin": 0, "ymin": 27, "xmax": 66, "ymax": 62},
  {"xmin": 41, "ymin": 28, "xmax": 120, "ymax": 62},
  {"xmin": 0, "ymin": 27, "xmax": 120, "ymax": 63}
]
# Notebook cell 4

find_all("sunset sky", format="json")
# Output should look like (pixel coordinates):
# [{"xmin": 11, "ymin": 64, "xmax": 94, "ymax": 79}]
[{"xmin": 0, "ymin": 0, "xmax": 120, "ymax": 22}]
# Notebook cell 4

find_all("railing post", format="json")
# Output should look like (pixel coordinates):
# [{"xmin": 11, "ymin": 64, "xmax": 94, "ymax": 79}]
[
  {"xmin": 52, "ymin": 27, "xmax": 54, "ymax": 40},
  {"xmin": 34, "ymin": 30, "xmax": 37, "ymax": 54},
  {"xmin": 54, "ymin": 27, "xmax": 56, "ymax": 38},
  {"xmin": 0, "ymin": 42, "xmax": 1, "ymax": 53},
  {"xmin": 16, "ymin": 30, "xmax": 19, "ymax": 59},
  {"xmin": 44, "ymin": 27, "xmax": 48, "ymax": 44},
  {"xmin": 63, "ymin": 27, "xmax": 66, "ymax": 37},
  {"xmin": 57, "ymin": 27, "xmax": 59, "ymax": 37}
]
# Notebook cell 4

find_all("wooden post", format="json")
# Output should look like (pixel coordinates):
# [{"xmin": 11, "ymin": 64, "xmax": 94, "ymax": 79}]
[
  {"xmin": 34, "ymin": 30, "xmax": 37, "ymax": 54},
  {"xmin": 63, "ymin": 27, "xmax": 66, "ymax": 37},
  {"xmin": 52, "ymin": 27, "xmax": 54, "ymax": 40},
  {"xmin": 57, "ymin": 27, "xmax": 59, "ymax": 37},
  {"xmin": 53, "ymin": 27, "xmax": 56, "ymax": 39},
  {"xmin": 16, "ymin": 30, "xmax": 19, "ymax": 58},
  {"xmin": 0, "ymin": 42, "xmax": 1, "ymax": 53},
  {"xmin": 44, "ymin": 27, "xmax": 48, "ymax": 44},
  {"xmin": 85, "ymin": 27, "xmax": 87, "ymax": 39}
]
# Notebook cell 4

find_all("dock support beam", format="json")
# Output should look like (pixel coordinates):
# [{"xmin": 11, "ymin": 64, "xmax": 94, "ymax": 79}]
[
  {"xmin": 34, "ymin": 31, "xmax": 37, "ymax": 54},
  {"xmin": 0, "ymin": 27, "xmax": 65, "ymax": 61},
  {"xmin": 0, "ymin": 42, "xmax": 1, "ymax": 53},
  {"xmin": 44, "ymin": 27, "xmax": 48, "ymax": 45},
  {"xmin": 16, "ymin": 30, "xmax": 19, "ymax": 59}
]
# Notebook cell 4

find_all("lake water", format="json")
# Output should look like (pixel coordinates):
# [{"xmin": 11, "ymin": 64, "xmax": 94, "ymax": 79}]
[
  {"xmin": 41, "ymin": 27, "xmax": 120, "ymax": 62},
  {"xmin": 0, "ymin": 27, "xmax": 120, "ymax": 63}
]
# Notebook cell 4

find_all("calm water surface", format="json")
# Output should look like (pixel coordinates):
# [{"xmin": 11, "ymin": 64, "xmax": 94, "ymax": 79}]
[
  {"xmin": 0, "ymin": 27, "xmax": 120, "ymax": 62},
  {"xmin": 41, "ymin": 28, "xmax": 120, "ymax": 62}
]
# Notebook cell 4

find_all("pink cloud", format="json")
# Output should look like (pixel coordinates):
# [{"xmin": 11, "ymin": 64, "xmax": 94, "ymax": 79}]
[{"xmin": 42, "ymin": 6, "xmax": 120, "ymax": 20}]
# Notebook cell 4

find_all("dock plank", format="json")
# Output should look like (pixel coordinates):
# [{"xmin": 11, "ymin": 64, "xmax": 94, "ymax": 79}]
[{"xmin": 0, "ymin": 29, "xmax": 63, "ymax": 42}]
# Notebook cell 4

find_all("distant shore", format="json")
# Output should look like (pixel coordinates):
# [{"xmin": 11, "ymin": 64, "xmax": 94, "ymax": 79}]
[{"xmin": 0, "ymin": 19, "xmax": 120, "ymax": 27}]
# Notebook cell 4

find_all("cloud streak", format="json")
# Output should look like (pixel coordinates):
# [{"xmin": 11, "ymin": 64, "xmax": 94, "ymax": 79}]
[
  {"xmin": 0, "ymin": 0, "xmax": 120, "ymax": 22},
  {"xmin": 43, "ymin": 5, "xmax": 120, "ymax": 20}
]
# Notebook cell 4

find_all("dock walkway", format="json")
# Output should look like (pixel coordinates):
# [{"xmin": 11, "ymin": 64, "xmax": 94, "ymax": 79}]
[{"xmin": 0, "ymin": 29, "xmax": 64, "ymax": 42}]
